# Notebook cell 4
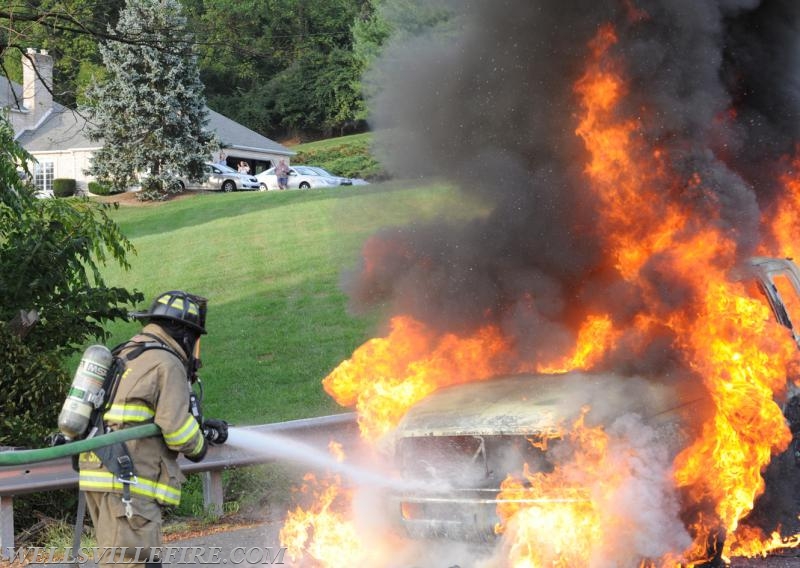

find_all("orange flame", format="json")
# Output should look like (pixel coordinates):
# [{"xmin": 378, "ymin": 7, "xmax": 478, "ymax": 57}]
[
  {"xmin": 279, "ymin": 474, "xmax": 364, "ymax": 567},
  {"xmin": 766, "ymin": 151, "xmax": 800, "ymax": 260},
  {"xmin": 279, "ymin": 443, "xmax": 400, "ymax": 567},
  {"xmin": 496, "ymin": 408, "xmax": 693, "ymax": 567},
  {"xmin": 573, "ymin": 23, "xmax": 798, "ymax": 561},
  {"xmin": 537, "ymin": 313, "xmax": 621, "ymax": 374},
  {"xmin": 494, "ymin": 410, "xmax": 608, "ymax": 567},
  {"xmin": 323, "ymin": 315, "xmax": 532, "ymax": 443},
  {"xmin": 328, "ymin": 440, "xmax": 345, "ymax": 463},
  {"xmin": 304, "ymin": 20, "xmax": 800, "ymax": 568}
]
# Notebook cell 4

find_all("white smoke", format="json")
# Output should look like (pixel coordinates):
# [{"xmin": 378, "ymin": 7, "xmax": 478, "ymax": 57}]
[
  {"xmin": 471, "ymin": 411, "xmax": 691, "ymax": 568},
  {"xmin": 593, "ymin": 413, "xmax": 691, "ymax": 565}
]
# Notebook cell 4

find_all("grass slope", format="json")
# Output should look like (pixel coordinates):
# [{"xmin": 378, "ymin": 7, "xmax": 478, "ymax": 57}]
[{"xmin": 97, "ymin": 181, "xmax": 478, "ymax": 426}]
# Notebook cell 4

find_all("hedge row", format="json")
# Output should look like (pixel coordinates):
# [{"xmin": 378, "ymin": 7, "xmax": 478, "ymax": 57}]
[
  {"xmin": 292, "ymin": 138, "xmax": 387, "ymax": 181},
  {"xmin": 88, "ymin": 181, "xmax": 116, "ymax": 196}
]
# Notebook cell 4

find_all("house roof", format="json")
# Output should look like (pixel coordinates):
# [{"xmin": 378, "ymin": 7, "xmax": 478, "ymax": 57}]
[
  {"xmin": 2, "ymin": 76, "xmax": 292, "ymax": 156},
  {"xmin": 1, "ymin": 74, "xmax": 93, "ymax": 151},
  {"xmin": 15, "ymin": 102, "xmax": 96, "ymax": 151},
  {"xmin": 207, "ymin": 108, "xmax": 293, "ymax": 156},
  {"xmin": 0, "ymin": 76, "xmax": 23, "ymax": 111}
]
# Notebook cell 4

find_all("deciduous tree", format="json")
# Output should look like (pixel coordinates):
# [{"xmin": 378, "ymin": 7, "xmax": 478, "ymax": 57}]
[
  {"xmin": 0, "ymin": 115, "xmax": 141, "ymax": 447},
  {"xmin": 0, "ymin": 0, "xmax": 128, "ymax": 107}
]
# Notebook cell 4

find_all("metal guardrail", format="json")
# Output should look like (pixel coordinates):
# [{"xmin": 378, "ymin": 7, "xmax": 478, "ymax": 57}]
[{"xmin": 0, "ymin": 413, "xmax": 359, "ymax": 556}]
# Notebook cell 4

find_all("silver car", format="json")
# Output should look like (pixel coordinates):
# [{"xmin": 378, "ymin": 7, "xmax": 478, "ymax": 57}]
[
  {"xmin": 255, "ymin": 165, "xmax": 343, "ymax": 190},
  {"xmin": 177, "ymin": 163, "xmax": 260, "ymax": 192},
  {"xmin": 307, "ymin": 166, "xmax": 369, "ymax": 186}
]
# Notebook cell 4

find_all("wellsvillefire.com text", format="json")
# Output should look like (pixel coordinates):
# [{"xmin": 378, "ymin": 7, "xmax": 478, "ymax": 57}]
[{"xmin": 3, "ymin": 545, "xmax": 287, "ymax": 564}]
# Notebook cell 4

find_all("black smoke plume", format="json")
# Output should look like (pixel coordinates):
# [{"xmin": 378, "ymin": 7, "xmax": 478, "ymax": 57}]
[
  {"xmin": 345, "ymin": 0, "xmax": 800, "ymax": 371},
  {"xmin": 344, "ymin": 0, "xmax": 800, "ymax": 541}
]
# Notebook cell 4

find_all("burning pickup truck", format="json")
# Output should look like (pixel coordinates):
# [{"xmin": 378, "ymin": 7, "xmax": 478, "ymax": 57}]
[
  {"xmin": 386, "ymin": 256, "xmax": 800, "ymax": 557},
  {"xmin": 390, "ymin": 371, "xmax": 688, "ymax": 541}
]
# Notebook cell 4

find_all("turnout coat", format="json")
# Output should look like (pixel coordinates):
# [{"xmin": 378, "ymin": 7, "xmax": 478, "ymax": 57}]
[{"xmin": 78, "ymin": 323, "xmax": 206, "ymax": 506}]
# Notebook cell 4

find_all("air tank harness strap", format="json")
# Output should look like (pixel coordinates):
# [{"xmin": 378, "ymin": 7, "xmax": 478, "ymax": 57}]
[
  {"xmin": 93, "ymin": 440, "xmax": 137, "ymax": 518},
  {"xmin": 91, "ymin": 337, "xmax": 177, "ymax": 518},
  {"xmin": 114, "ymin": 334, "xmax": 181, "ymax": 364}
]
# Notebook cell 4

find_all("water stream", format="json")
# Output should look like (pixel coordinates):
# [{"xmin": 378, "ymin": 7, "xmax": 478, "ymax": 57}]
[{"xmin": 225, "ymin": 427, "xmax": 437, "ymax": 492}]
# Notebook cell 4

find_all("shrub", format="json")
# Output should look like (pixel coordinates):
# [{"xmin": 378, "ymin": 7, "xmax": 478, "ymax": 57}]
[
  {"xmin": 0, "ymin": 323, "xmax": 67, "ymax": 447},
  {"xmin": 14, "ymin": 491, "xmax": 79, "ymax": 547},
  {"xmin": 168, "ymin": 464, "xmax": 296, "ymax": 522},
  {"xmin": 52, "ymin": 178, "xmax": 76, "ymax": 198},
  {"xmin": 137, "ymin": 176, "xmax": 183, "ymax": 202},
  {"xmin": 0, "ymin": 114, "xmax": 141, "ymax": 536},
  {"xmin": 88, "ymin": 181, "xmax": 115, "ymax": 196}
]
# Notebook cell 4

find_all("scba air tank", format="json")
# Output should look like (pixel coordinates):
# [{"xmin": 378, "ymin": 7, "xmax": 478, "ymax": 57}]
[{"xmin": 57, "ymin": 345, "xmax": 113, "ymax": 441}]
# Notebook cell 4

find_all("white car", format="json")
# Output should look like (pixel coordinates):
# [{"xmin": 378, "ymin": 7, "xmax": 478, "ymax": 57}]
[
  {"xmin": 255, "ymin": 165, "xmax": 346, "ymax": 191},
  {"xmin": 177, "ymin": 163, "xmax": 260, "ymax": 192}
]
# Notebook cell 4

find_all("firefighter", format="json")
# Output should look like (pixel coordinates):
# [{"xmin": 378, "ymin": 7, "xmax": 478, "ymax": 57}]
[{"xmin": 77, "ymin": 291, "xmax": 228, "ymax": 568}]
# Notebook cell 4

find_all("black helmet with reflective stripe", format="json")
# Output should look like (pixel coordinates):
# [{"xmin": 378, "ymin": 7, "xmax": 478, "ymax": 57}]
[{"xmin": 131, "ymin": 290, "xmax": 207, "ymax": 334}]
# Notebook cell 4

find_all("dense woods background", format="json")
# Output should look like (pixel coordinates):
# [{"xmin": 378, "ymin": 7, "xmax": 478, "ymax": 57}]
[{"xmin": 0, "ymin": 0, "xmax": 452, "ymax": 142}]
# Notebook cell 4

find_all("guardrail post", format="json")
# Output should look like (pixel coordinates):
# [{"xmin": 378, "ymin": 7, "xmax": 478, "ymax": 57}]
[
  {"xmin": 0, "ymin": 495, "xmax": 14, "ymax": 559},
  {"xmin": 201, "ymin": 471, "xmax": 223, "ymax": 517}
]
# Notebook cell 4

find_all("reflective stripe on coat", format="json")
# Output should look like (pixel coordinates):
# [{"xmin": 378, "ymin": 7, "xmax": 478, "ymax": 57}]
[{"xmin": 78, "ymin": 323, "xmax": 207, "ymax": 506}]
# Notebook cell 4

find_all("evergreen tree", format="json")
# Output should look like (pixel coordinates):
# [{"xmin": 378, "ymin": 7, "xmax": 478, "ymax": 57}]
[{"xmin": 83, "ymin": 0, "xmax": 216, "ymax": 198}]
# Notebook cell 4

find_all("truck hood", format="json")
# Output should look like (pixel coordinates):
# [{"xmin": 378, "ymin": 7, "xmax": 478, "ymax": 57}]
[{"xmin": 394, "ymin": 372, "xmax": 683, "ymax": 438}]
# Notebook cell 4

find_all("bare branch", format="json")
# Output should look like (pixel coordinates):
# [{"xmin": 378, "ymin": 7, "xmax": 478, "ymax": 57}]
[{"xmin": 0, "ymin": 6, "xmax": 195, "ymax": 49}]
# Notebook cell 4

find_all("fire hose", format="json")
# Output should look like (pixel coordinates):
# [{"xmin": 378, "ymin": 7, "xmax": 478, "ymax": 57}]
[{"xmin": 0, "ymin": 423, "xmax": 159, "ymax": 466}]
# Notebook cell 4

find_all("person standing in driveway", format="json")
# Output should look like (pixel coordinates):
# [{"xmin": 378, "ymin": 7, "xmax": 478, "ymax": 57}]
[{"xmin": 275, "ymin": 159, "xmax": 290, "ymax": 190}]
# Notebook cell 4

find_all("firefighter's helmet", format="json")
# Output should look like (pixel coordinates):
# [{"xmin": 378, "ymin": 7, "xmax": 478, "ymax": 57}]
[{"xmin": 132, "ymin": 290, "xmax": 207, "ymax": 334}]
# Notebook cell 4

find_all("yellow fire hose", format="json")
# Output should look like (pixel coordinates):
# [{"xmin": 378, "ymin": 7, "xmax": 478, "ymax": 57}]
[{"xmin": 0, "ymin": 423, "xmax": 160, "ymax": 466}]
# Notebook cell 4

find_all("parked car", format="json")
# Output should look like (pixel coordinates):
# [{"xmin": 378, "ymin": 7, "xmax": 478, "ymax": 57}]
[
  {"xmin": 306, "ymin": 166, "xmax": 369, "ymax": 186},
  {"xmin": 176, "ymin": 162, "xmax": 260, "ymax": 192},
  {"xmin": 255, "ymin": 165, "xmax": 355, "ymax": 190}
]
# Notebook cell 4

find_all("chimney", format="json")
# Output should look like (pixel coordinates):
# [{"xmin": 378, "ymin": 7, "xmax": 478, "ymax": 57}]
[{"xmin": 21, "ymin": 48, "xmax": 53, "ymax": 123}]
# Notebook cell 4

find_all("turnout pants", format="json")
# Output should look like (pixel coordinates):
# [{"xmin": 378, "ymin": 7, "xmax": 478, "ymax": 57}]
[{"xmin": 85, "ymin": 491, "xmax": 163, "ymax": 567}]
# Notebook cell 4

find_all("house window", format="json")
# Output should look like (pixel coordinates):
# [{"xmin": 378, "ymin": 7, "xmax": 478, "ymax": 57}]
[{"xmin": 33, "ymin": 161, "xmax": 54, "ymax": 193}]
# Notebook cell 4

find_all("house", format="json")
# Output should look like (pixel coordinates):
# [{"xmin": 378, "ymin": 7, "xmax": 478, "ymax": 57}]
[{"xmin": 1, "ymin": 49, "xmax": 294, "ymax": 193}]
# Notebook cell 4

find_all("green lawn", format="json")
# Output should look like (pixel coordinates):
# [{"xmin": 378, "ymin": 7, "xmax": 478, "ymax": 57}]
[{"xmin": 96, "ymin": 181, "xmax": 479, "ymax": 426}]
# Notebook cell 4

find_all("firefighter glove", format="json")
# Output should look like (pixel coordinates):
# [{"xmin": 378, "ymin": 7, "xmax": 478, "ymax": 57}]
[{"xmin": 203, "ymin": 418, "xmax": 228, "ymax": 445}]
